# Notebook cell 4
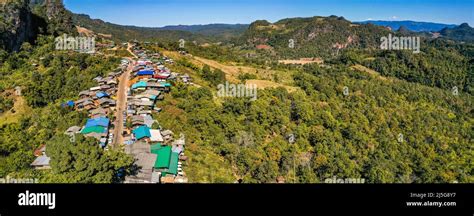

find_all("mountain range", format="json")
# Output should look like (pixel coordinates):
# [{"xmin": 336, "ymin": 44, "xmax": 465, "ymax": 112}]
[
  {"xmin": 67, "ymin": 14, "xmax": 474, "ymax": 46},
  {"xmin": 1, "ymin": 0, "xmax": 473, "ymax": 52},
  {"xmin": 357, "ymin": 20, "xmax": 458, "ymax": 32}
]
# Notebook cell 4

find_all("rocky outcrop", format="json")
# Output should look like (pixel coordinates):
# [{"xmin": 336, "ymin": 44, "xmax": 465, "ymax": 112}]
[
  {"xmin": 0, "ymin": 0, "xmax": 73, "ymax": 51},
  {"xmin": 0, "ymin": 0, "xmax": 41, "ymax": 51}
]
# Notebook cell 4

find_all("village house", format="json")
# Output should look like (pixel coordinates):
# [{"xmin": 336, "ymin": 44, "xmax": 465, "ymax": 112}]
[
  {"xmin": 135, "ymin": 70, "xmax": 155, "ymax": 79},
  {"xmin": 143, "ymin": 115, "xmax": 156, "ymax": 128},
  {"xmin": 96, "ymin": 91, "xmax": 110, "ymax": 99},
  {"xmin": 131, "ymin": 115, "xmax": 145, "ymax": 127},
  {"xmin": 65, "ymin": 126, "xmax": 82, "ymax": 137},
  {"xmin": 98, "ymin": 98, "xmax": 116, "ymax": 108},
  {"xmin": 107, "ymin": 79, "xmax": 118, "ymax": 87},
  {"xmin": 31, "ymin": 145, "xmax": 51, "ymax": 170},
  {"xmin": 180, "ymin": 74, "xmax": 192, "ymax": 84},
  {"xmin": 131, "ymin": 81, "xmax": 147, "ymax": 92},
  {"xmin": 129, "ymin": 99, "xmax": 154, "ymax": 110},
  {"xmin": 79, "ymin": 90, "xmax": 92, "ymax": 99},
  {"xmin": 90, "ymin": 107, "xmax": 108, "ymax": 118},
  {"xmin": 75, "ymin": 98, "xmax": 96, "ymax": 111},
  {"xmin": 146, "ymin": 82, "xmax": 171, "ymax": 92},
  {"xmin": 132, "ymin": 125, "xmax": 152, "ymax": 143},
  {"xmin": 100, "ymin": 85, "xmax": 112, "ymax": 91},
  {"xmin": 161, "ymin": 130, "xmax": 174, "ymax": 142},
  {"xmin": 90, "ymin": 86, "xmax": 102, "ymax": 92},
  {"xmin": 93, "ymin": 76, "xmax": 103, "ymax": 83},
  {"xmin": 105, "ymin": 87, "xmax": 117, "ymax": 96},
  {"xmin": 137, "ymin": 110, "xmax": 153, "ymax": 116},
  {"xmin": 151, "ymin": 145, "xmax": 180, "ymax": 182},
  {"xmin": 171, "ymin": 134, "xmax": 185, "ymax": 154},
  {"xmin": 150, "ymin": 129, "xmax": 164, "ymax": 143}
]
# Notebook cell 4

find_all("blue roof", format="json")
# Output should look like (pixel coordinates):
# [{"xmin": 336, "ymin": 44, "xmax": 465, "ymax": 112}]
[
  {"xmin": 96, "ymin": 92, "xmax": 109, "ymax": 98},
  {"xmin": 85, "ymin": 117, "xmax": 110, "ymax": 128},
  {"xmin": 62, "ymin": 100, "xmax": 75, "ymax": 108},
  {"xmin": 133, "ymin": 126, "xmax": 151, "ymax": 140},
  {"xmin": 137, "ymin": 70, "xmax": 154, "ymax": 76}
]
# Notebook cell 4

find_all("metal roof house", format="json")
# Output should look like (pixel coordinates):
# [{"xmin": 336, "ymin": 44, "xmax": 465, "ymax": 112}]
[
  {"xmin": 31, "ymin": 145, "xmax": 51, "ymax": 170},
  {"xmin": 152, "ymin": 146, "xmax": 179, "ymax": 177},
  {"xmin": 133, "ymin": 126, "xmax": 152, "ymax": 141},
  {"xmin": 96, "ymin": 92, "xmax": 110, "ymax": 99},
  {"xmin": 150, "ymin": 129, "xmax": 164, "ymax": 143},
  {"xmin": 132, "ymin": 81, "xmax": 147, "ymax": 90},
  {"xmin": 136, "ymin": 70, "xmax": 154, "ymax": 79},
  {"xmin": 65, "ymin": 126, "xmax": 82, "ymax": 136},
  {"xmin": 31, "ymin": 155, "xmax": 51, "ymax": 170},
  {"xmin": 98, "ymin": 98, "xmax": 116, "ymax": 108},
  {"xmin": 81, "ymin": 126, "xmax": 107, "ymax": 134},
  {"xmin": 85, "ymin": 117, "xmax": 110, "ymax": 128}
]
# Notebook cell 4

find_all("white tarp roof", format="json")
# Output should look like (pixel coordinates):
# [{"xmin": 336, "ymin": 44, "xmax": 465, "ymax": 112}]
[{"xmin": 150, "ymin": 129, "xmax": 164, "ymax": 142}]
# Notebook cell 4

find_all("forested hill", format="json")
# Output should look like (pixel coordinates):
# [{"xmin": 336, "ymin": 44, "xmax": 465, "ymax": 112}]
[
  {"xmin": 159, "ymin": 23, "xmax": 248, "ymax": 39},
  {"xmin": 72, "ymin": 14, "xmax": 246, "ymax": 43},
  {"xmin": 72, "ymin": 14, "xmax": 196, "ymax": 43},
  {"xmin": 440, "ymin": 23, "xmax": 474, "ymax": 42},
  {"xmin": 236, "ymin": 16, "xmax": 474, "ymax": 58},
  {"xmin": 238, "ymin": 16, "xmax": 392, "ymax": 58},
  {"xmin": 358, "ymin": 20, "xmax": 457, "ymax": 32}
]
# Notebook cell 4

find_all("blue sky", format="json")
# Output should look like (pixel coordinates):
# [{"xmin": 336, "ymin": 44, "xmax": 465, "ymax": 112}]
[{"xmin": 64, "ymin": 0, "xmax": 474, "ymax": 27}]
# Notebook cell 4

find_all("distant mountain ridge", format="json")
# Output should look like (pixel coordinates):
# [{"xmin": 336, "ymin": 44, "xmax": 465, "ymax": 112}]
[
  {"xmin": 357, "ymin": 20, "xmax": 457, "ymax": 32},
  {"xmin": 72, "ymin": 14, "xmax": 247, "ymax": 42},
  {"xmin": 160, "ymin": 23, "xmax": 248, "ymax": 35},
  {"xmin": 439, "ymin": 23, "xmax": 474, "ymax": 42}
]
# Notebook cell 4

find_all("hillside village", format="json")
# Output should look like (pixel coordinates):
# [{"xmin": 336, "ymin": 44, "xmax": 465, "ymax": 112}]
[{"xmin": 31, "ymin": 42, "xmax": 191, "ymax": 183}]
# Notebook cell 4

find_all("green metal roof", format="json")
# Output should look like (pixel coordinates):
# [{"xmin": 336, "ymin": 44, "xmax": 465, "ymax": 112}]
[
  {"xmin": 168, "ymin": 152, "xmax": 179, "ymax": 175},
  {"xmin": 81, "ymin": 126, "xmax": 106, "ymax": 134},
  {"xmin": 150, "ymin": 143, "xmax": 163, "ymax": 154},
  {"xmin": 154, "ymin": 146, "xmax": 171, "ymax": 169}
]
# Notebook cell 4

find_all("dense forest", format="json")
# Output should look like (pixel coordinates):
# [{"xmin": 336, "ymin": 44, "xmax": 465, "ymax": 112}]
[{"xmin": 154, "ymin": 50, "xmax": 473, "ymax": 183}]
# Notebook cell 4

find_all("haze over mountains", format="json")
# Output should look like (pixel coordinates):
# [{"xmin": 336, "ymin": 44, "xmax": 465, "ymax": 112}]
[
  {"xmin": 72, "ymin": 12, "xmax": 474, "ymax": 44},
  {"xmin": 357, "ymin": 20, "xmax": 458, "ymax": 32}
]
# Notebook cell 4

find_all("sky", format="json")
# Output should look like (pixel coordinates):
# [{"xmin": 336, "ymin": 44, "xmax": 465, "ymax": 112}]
[{"xmin": 63, "ymin": 0, "xmax": 474, "ymax": 27}]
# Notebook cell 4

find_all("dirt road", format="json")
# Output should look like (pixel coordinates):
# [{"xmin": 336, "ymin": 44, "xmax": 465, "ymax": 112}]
[{"xmin": 112, "ymin": 43, "xmax": 136, "ymax": 147}]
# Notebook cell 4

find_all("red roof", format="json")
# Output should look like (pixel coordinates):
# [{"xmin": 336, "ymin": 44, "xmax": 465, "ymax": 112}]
[
  {"xmin": 256, "ymin": 44, "xmax": 272, "ymax": 50},
  {"xmin": 154, "ymin": 75, "xmax": 169, "ymax": 79},
  {"xmin": 34, "ymin": 144, "xmax": 46, "ymax": 157}
]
